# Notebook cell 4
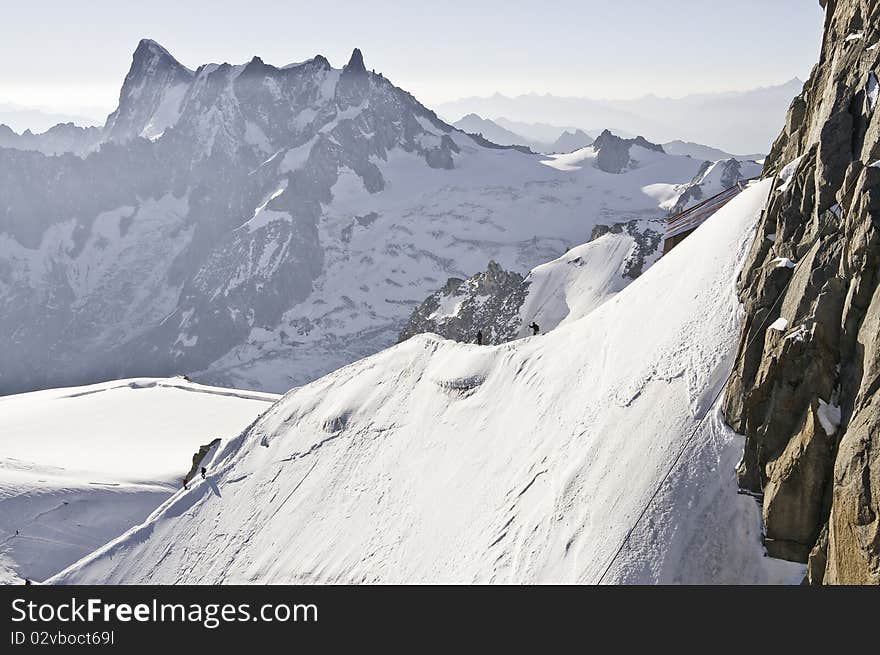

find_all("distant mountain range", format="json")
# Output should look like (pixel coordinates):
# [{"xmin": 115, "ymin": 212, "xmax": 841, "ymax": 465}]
[
  {"xmin": 436, "ymin": 79, "xmax": 802, "ymax": 154},
  {"xmin": 0, "ymin": 102, "xmax": 102, "ymax": 134},
  {"xmin": 451, "ymin": 113, "xmax": 765, "ymax": 161},
  {"xmin": 452, "ymin": 113, "xmax": 592, "ymax": 154},
  {"xmin": 661, "ymin": 140, "xmax": 765, "ymax": 162}
]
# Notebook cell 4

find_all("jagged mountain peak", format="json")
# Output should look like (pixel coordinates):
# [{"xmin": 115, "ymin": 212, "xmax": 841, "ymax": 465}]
[
  {"xmin": 590, "ymin": 130, "xmax": 665, "ymax": 173},
  {"xmin": 344, "ymin": 47, "xmax": 367, "ymax": 74},
  {"xmin": 104, "ymin": 41, "xmax": 417, "ymax": 150},
  {"xmin": 104, "ymin": 38, "xmax": 196, "ymax": 142},
  {"xmin": 592, "ymin": 129, "xmax": 663, "ymax": 152},
  {"xmin": 130, "ymin": 38, "xmax": 193, "ymax": 77}
]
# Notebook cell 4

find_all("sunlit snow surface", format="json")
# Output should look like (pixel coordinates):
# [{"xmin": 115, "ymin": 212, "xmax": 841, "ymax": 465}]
[
  {"xmin": 516, "ymin": 232, "xmax": 656, "ymax": 335},
  {"xmin": 51, "ymin": 180, "xmax": 805, "ymax": 585},
  {"xmin": 0, "ymin": 378, "xmax": 277, "ymax": 584}
]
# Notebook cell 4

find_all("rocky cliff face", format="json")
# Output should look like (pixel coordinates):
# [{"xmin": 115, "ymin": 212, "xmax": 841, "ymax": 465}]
[
  {"xmin": 398, "ymin": 261, "xmax": 527, "ymax": 345},
  {"xmin": 723, "ymin": 0, "xmax": 880, "ymax": 583}
]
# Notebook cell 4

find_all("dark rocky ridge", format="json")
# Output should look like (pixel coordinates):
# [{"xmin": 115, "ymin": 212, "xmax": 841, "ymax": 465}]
[
  {"xmin": 591, "ymin": 129, "xmax": 665, "ymax": 173},
  {"xmin": 722, "ymin": 0, "xmax": 880, "ymax": 583},
  {"xmin": 398, "ymin": 261, "xmax": 528, "ymax": 345}
]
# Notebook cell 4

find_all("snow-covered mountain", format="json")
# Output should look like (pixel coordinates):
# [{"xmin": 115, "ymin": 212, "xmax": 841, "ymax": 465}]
[
  {"xmin": 494, "ymin": 117, "xmax": 609, "ymax": 142},
  {"xmin": 50, "ymin": 179, "xmax": 806, "ymax": 585},
  {"xmin": 452, "ymin": 113, "xmax": 537, "ymax": 149},
  {"xmin": 0, "ymin": 40, "xmax": 720, "ymax": 396},
  {"xmin": 0, "ymin": 377, "xmax": 276, "ymax": 584},
  {"xmin": 550, "ymin": 129, "xmax": 593, "ymax": 154},
  {"xmin": 398, "ymin": 143, "xmax": 762, "ymax": 347}
]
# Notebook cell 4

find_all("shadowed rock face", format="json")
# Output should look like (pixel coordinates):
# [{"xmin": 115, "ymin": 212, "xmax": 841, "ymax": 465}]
[
  {"xmin": 723, "ymin": 0, "xmax": 880, "ymax": 583},
  {"xmin": 398, "ymin": 261, "xmax": 528, "ymax": 345}
]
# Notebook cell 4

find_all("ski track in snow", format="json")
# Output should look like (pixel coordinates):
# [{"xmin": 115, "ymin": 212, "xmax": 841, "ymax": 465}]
[{"xmin": 0, "ymin": 377, "xmax": 277, "ymax": 583}]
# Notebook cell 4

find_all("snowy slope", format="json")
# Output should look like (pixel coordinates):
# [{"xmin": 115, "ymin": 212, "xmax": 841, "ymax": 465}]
[
  {"xmin": 0, "ymin": 378, "xmax": 277, "ymax": 584},
  {"xmin": 517, "ymin": 223, "xmax": 662, "ymax": 336},
  {"xmin": 52, "ymin": 180, "xmax": 804, "ymax": 585}
]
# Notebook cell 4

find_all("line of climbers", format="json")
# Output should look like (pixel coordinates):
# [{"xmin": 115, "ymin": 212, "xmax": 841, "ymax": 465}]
[
  {"xmin": 182, "ymin": 466, "xmax": 208, "ymax": 490},
  {"xmin": 474, "ymin": 321, "xmax": 540, "ymax": 346}
]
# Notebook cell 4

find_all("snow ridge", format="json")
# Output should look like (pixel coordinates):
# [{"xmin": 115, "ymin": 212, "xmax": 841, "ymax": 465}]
[{"xmin": 51, "ymin": 180, "xmax": 803, "ymax": 585}]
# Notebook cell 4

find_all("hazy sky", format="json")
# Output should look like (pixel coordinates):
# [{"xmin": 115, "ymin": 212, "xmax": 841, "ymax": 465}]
[{"xmin": 1, "ymin": 0, "xmax": 824, "ymax": 120}]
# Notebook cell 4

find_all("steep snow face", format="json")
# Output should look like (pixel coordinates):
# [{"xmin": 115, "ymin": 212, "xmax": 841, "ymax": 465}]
[
  {"xmin": 0, "ymin": 377, "xmax": 277, "ymax": 584},
  {"xmin": 517, "ymin": 220, "xmax": 663, "ymax": 335},
  {"xmin": 0, "ymin": 42, "xmax": 716, "ymax": 397},
  {"xmin": 52, "ymin": 180, "xmax": 804, "ymax": 585}
]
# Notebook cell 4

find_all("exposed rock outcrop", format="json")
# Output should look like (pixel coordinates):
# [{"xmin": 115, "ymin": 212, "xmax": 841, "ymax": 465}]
[
  {"xmin": 723, "ymin": 0, "xmax": 880, "ymax": 583},
  {"xmin": 184, "ymin": 438, "xmax": 221, "ymax": 484},
  {"xmin": 591, "ymin": 129, "xmax": 665, "ymax": 173},
  {"xmin": 589, "ymin": 219, "xmax": 663, "ymax": 279},
  {"xmin": 398, "ymin": 261, "xmax": 528, "ymax": 345}
]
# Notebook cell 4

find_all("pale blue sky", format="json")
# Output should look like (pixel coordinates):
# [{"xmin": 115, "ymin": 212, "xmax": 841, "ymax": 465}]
[{"xmin": 1, "ymin": 0, "xmax": 824, "ymax": 118}]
